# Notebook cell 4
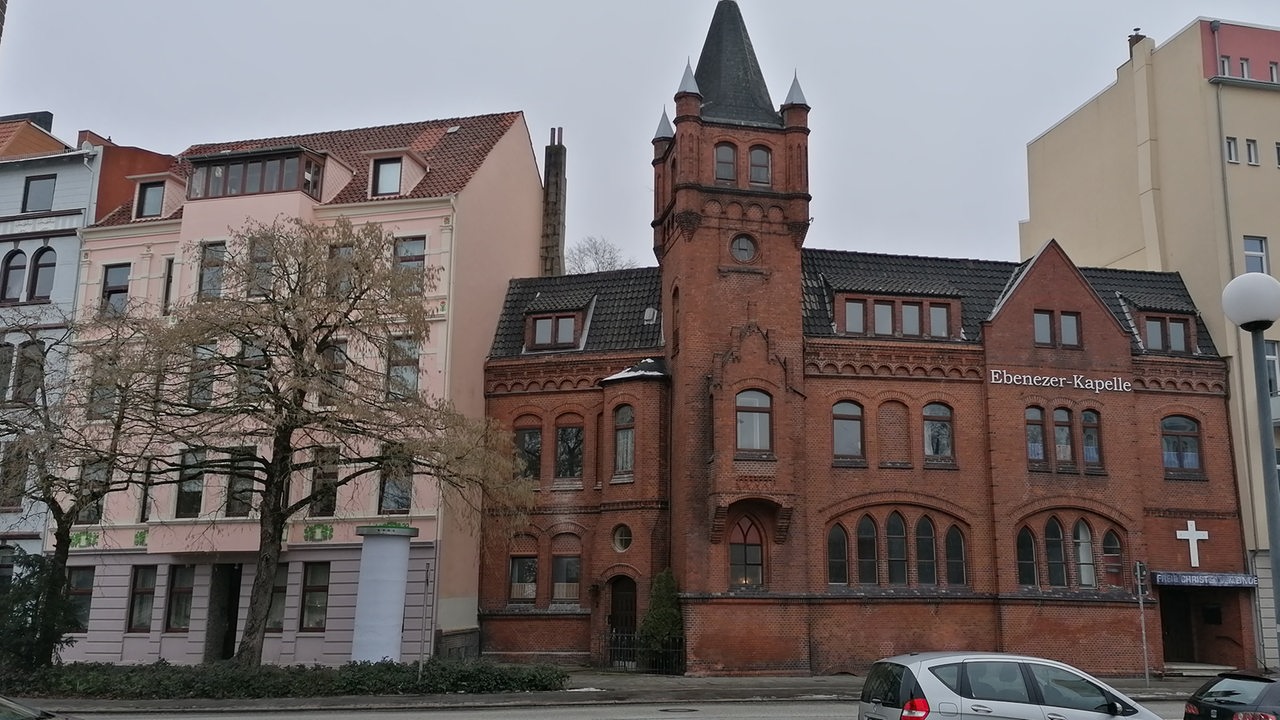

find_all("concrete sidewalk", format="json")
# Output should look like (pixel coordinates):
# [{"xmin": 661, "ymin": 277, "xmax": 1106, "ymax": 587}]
[{"xmin": 29, "ymin": 668, "xmax": 1210, "ymax": 715}]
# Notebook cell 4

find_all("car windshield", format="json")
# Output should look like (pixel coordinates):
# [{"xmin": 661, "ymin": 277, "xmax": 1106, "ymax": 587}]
[
  {"xmin": 0, "ymin": 695, "xmax": 44, "ymax": 720},
  {"xmin": 1198, "ymin": 677, "xmax": 1270, "ymax": 706}
]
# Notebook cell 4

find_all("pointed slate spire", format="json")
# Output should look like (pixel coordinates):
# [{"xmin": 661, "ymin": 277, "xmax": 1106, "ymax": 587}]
[
  {"xmin": 677, "ymin": 60, "xmax": 701, "ymax": 96},
  {"xmin": 693, "ymin": 0, "xmax": 780, "ymax": 127},
  {"xmin": 783, "ymin": 72, "xmax": 808, "ymax": 107},
  {"xmin": 653, "ymin": 109, "xmax": 674, "ymax": 140}
]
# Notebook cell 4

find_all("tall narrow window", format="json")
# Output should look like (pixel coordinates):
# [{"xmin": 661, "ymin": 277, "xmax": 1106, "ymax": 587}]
[
  {"xmin": 372, "ymin": 158, "xmax": 402, "ymax": 196},
  {"xmin": 1033, "ymin": 310, "xmax": 1053, "ymax": 344},
  {"xmin": 915, "ymin": 516, "xmax": 936, "ymax": 586},
  {"xmin": 309, "ymin": 446, "xmax": 339, "ymax": 517},
  {"xmin": 387, "ymin": 336, "xmax": 419, "ymax": 399},
  {"xmin": 833, "ymin": 401, "xmax": 864, "ymax": 460},
  {"xmin": 514, "ymin": 419, "xmax": 542, "ymax": 481},
  {"xmin": 874, "ymin": 302, "xmax": 893, "ymax": 335},
  {"xmin": 1245, "ymin": 236, "xmax": 1269, "ymax": 274},
  {"xmin": 0, "ymin": 546, "xmax": 11, "ymax": 592},
  {"xmin": 165, "ymin": 565, "xmax": 195, "ymax": 632},
  {"xmin": 127, "ymin": 566, "xmax": 157, "ymax": 632},
  {"xmin": 378, "ymin": 448, "xmax": 412, "ymax": 514},
  {"xmin": 2, "ymin": 250, "xmax": 27, "ymax": 301},
  {"xmin": 1271, "ymin": 61, "xmax": 1279, "ymax": 83},
  {"xmin": 555, "ymin": 420, "xmax": 584, "ymax": 478},
  {"xmin": 68, "ymin": 566, "xmax": 95, "ymax": 632},
  {"xmin": 265, "ymin": 563, "xmax": 288, "ymax": 632},
  {"xmin": 318, "ymin": 340, "xmax": 347, "ymax": 406},
  {"xmin": 728, "ymin": 517, "xmax": 763, "ymax": 588},
  {"xmin": 27, "ymin": 248, "xmax": 55, "ymax": 301},
  {"xmin": 1102, "ymin": 531, "xmax": 1123, "ymax": 587},
  {"xmin": 1016, "ymin": 528, "xmax": 1037, "ymax": 586},
  {"xmin": 248, "ymin": 238, "xmax": 273, "ymax": 297},
  {"xmin": 161, "ymin": 258, "xmax": 175, "ymax": 315},
  {"xmin": 189, "ymin": 342, "xmax": 216, "ymax": 408},
  {"xmin": 901, "ymin": 303, "xmax": 921, "ymax": 336},
  {"xmin": 138, "ymin": 462, "xmax": 153, "ymax": 523},
  {"xmin": 1248, "ymin": 138, "xmax": 1261, "ymax": 165},
  {"xmin": 1074, "ymin": 521, "xmax": 1096, "ymax": 588},
  {"xmin": 1059, "ymin": 313, "xmax": 1080, "ymax": 347},
  {"xmin": 1025, "ymin": 407, "xmax": 1046, "ymax": 464},
  {"xmin": 75, "ymin": 460, "xmax": 109, "ymax": 524},
  {"xmin": 198, "ymin": 243, "xmax": 226, "ymax": 299},
  {"xmin": 394, "ymin": 236, "xmax": 426, "ymax": 293},
  {"xmin": 1082, "ymin": 410, "xmax": 1102, "ymax": 468},
  {"xmin": 923, "ymin": 403, "xmax": 953, "ymax": 461},
  {"xmin": 1045, "ymin": 519, "xmax": 1067, "ymax": 587},
  {"xmin": 1226, "ymin": 136, "xmax": 1240, "ymax": 163},
  {"xmin": 299, "ymin": 562, "xmax": 330, "ymax": 631},
  {"xmin": 844, "ymin": 300, "xmax": 865, "ymax": 334},
  {"xmin": 328, "ymin": 245, "xmax": 354, "ymax": 298},
  {"xmin": 1242, "ymin": 58, "xmax": 1252, "ymax": 79},
  {"xmin": 0, "ymin": 343, "xmax": 13, "ymax": 401},
  {"xmin": 1053, "ymin": 408, "xmax": 1074, "ymax": 466},
  {"xmin": 827, "ymin": 524, "xmax": 849, "ymax": 584},
  {"xmin": 1162, "ymin": 415, "xmax": 1202, "ymax": 472},
  {"xmin": 509, "ymin": 557, "xmax": 537, "ymax": 602},
  {"xmin": 225, "ymin": 448, "xmax": 255, "ymax": 518},
  {"xmin": 736, "ymin": 390, "xmax": 771, "ymax": 453},
  {"xmin": 22, "ymin": 175, "xmax": 55, "ymax": 213},
  {"xmin": 748, "ymin": 146, "xmax": 771, "ymax": 185},
  {"xmin": 1219, "ymin": 55, "xmax": 1231, "ymax": 76},
  {"xmin": 945, "ymin": 526, "xmax": 967, "ymax": 585},
  {"xmin": 928, "ymin": 304, "xmax": 950, "ymax": 338},
  {"xmin": 886, "ymin": 512, "xmax": 907, "ymax": 585},
  {"xmin": 714, "ymin": 143, "xmax": 736, "ymax": 182},
  {"xmin": 12, "ymin": 341, "xmax": 44, "ymax": 403},
  {"xmin": 613, "ymin": 405, "xmax": 635, "ymax": 475},
  {"xmin": 175, "ymin": 449, "xmax": 205, "ymax": 519},
  {"xmin": 137, "ymin": 182, "xmax": 164, "ymax": 218},
  {"xmin": 0, "ymin": 441, "xmax": 26, "ymax": 510},
  {"xmin": 239, "ymin": 339, "xmax": 268, "ymax": 398},
  {"xmin": 101, "ymin": 264, "xmax": 131, "ymax": 315},
  {"xmin": 857, "ymin": 515, "xmax": 877, "ymax": 584}
]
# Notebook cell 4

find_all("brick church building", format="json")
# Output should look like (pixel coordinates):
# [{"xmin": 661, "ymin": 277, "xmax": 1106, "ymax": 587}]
[{"xmin": 481, "ymin": 1, "xmax": 1256, "ymax": 675}]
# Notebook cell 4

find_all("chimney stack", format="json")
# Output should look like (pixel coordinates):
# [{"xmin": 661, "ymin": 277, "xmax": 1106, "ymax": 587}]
[
  {"xmin": 540, "ymin": 127, "xmax": 567, "ymax": 277},
  {"xmin": 1128, "ymin": 28, "xmax": 1146, "ymax": 57}
]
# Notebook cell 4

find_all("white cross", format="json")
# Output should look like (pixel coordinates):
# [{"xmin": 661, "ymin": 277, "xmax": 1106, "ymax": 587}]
[{"xmin": 1176, "ymin": 520, "xmax": 1210, "ymax": 568}]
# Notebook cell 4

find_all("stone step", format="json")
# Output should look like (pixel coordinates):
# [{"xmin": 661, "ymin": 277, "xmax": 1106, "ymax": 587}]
[{"xmin": 1163, "ymin": 662, "xmax": 1236, "ymax": 677}]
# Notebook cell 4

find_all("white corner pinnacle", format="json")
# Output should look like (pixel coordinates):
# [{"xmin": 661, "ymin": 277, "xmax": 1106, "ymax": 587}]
[
  {"xmin": 653, "ymin": 109, "xmax": 674, "ymax": 139},
  {"xmin": 784, "ymin": 71, "xmax": 807, "ymax": 106},
  {"xmin": 678, "ymin": 60, "xmax": 701, "ymax": 95}
]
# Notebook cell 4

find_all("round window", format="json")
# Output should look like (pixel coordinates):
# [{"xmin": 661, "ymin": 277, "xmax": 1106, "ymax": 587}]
[
  {"xmin": 612, "ymin": 524, "xmax": 633, "ymax": 552},
  {"xmin": 730, "ymin": 235, "xmax": 757, "ymax": 263}
]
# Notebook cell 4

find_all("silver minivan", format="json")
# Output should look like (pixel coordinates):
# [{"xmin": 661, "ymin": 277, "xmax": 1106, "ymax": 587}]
[{"xmin": 859, "ymin": 651, "xmax": 1161, "ymax": 720}]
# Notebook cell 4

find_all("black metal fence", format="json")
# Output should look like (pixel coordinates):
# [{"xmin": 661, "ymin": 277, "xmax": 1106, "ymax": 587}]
[{"xmin": 598, "ymin": 632, "xmax": 686, "ymax": 675}]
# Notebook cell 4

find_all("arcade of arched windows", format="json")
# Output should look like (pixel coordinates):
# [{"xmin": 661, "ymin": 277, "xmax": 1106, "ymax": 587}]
[
  {"xmin": 826, "ymin": 509, "xmax": 968, "ymax": 589},
  {"xmin": 1014, "ymin": 515, "xmax": 1128, "ymax": 592}
]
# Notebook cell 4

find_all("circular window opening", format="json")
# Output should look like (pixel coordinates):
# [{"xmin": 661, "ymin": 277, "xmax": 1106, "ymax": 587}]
[
  {"xmin": 730, "ymin": 235, "xmax": 757, "ymax": 263},
  {"xmin": 613, "ymin": 524, "xmax": 633, "ymax": 552}
]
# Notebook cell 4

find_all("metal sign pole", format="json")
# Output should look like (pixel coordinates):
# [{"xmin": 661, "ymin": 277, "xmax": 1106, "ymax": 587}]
[{"xmin": 1136, "ymin": 560, "xmax": 1150, "ymax": 686}]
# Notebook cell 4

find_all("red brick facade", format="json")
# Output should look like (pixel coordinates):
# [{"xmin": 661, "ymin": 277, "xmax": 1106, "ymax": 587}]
[{"xmin": 480, "ymin": 2, "xmax": 1255, "ymax": 675}]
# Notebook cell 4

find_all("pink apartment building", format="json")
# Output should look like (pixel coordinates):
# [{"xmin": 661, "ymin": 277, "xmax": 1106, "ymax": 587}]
[{"xmin": 63, "ymin": 113, "xmax": 547, "ymax": 664}]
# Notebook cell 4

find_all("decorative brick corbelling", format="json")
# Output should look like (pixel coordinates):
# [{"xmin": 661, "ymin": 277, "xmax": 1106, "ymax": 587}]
[
  {"xmin": 818, "ymin": 491, "xmax": 976, "ymax": 521},
  {"xmin": 1009, "ymin": 497, "xmax": 1138, "ymax": 528}
]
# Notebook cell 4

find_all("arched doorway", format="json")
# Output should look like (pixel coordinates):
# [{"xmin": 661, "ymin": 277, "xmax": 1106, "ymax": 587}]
[{"xmin": 608, "ymin": 576, "xmax": 637, "ymax": 668}]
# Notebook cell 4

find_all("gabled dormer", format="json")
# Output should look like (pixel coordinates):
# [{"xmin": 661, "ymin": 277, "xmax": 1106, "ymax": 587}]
[
  {"xmin": 365, "ymin": 149, "xmax": 430, "ymax": 200},
  {"xmin": 127, "ymin": 172, "xmax": 185, "ymax": 221},
  {"xmin": 522, "ymin": 290, "xmax": 596, "ymax": 353}
]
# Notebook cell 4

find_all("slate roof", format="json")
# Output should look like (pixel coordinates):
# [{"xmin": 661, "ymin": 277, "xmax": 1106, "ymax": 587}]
[
  {"xmin": 93, "ymin": 112, "xmax": 522, "ymax": 227},
  {"xmin": 693, "ymin": 1, "xmax": 782, "ymax": 128},
  {"xmin": 490, "ymin": 249, "xmax": 1218, "ymax": 360},
  {"xmin": 490, "ymin": 267, "xmax": 663, "ymax": 358}
]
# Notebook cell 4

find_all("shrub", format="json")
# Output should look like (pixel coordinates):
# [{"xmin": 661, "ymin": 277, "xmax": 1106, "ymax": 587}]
[
  {"xmin": 636, "ymin": 567, "xmax": 685, "ymax": 674},
  {"xmin": 0, "ymin": 658, "xmax": 568, "ymax": 699}
]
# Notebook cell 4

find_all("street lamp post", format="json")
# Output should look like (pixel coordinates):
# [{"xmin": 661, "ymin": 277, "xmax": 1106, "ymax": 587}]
[{"xmin": 1222, "ymin": 271, "xmax": 1280, "ymax": 669}]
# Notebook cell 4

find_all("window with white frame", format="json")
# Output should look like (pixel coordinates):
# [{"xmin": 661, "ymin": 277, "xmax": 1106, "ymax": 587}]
[
  {"xmin": 1226, "ymin": 137, "xmax": 1240, "ymax": 163},
  {"xmin": 1220, "ymin": 55, "xmax": 1231, "ymax": 76},
  {"xmin": 1242, "ymin": 58, "xmax": 1252, "ymax": 78},
  {"xmin": 1245, "ymin": 236, "xmax": 1269, "ymax": 273},
  {"xmin": 1267, "ymin": 340, "xmax": 1280, "ymax": 395},
  {"xmin": 1247, "ymin": 139, "xmax": 1260, "ymax": 165},
  {"xmin": 1272, "ymin": 61, "xmax": 1279, "ymax": 83}
]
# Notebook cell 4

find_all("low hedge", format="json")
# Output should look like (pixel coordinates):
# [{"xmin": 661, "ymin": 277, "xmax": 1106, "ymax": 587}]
[{"xmin": 0, "ymin": 658, "xmax": 569, "ymax": 699}]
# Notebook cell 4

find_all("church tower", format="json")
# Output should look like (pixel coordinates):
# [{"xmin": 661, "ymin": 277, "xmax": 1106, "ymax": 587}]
[{"xmin": 652, "ymin": 0, "xmax": 812, "ymax": 615}]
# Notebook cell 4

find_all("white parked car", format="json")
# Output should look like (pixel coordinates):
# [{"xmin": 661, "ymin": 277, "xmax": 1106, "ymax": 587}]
[{"xmin": 859, "ymin": 651, "xmax": 1161, "ymax": 720}]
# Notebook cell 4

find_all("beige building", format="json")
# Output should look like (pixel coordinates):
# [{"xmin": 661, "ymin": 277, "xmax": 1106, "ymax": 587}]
[{"xmin": 1021, "ymin": 18, "xmax": 1280, "ymax": 668}]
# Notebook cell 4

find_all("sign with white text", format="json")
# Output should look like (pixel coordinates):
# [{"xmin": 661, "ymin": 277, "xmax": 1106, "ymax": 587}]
[{"xmin": 988, "ymin": 369, "xmax": 1133, "ymax": 394}]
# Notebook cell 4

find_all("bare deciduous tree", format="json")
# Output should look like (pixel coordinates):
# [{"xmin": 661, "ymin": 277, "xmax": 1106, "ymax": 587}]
[
  {"xmin": 564, "ymin": 236, "xmax": 637, "ymax": 274},
  {"xmin": 113, "ymin": 217, "xmax": 531, "ymax": 666}
]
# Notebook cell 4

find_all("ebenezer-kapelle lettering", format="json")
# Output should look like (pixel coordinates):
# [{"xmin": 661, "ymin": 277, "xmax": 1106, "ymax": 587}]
[{"xmin": 989, "ymin": 369, "xmax": 1133, "ymax": 394}]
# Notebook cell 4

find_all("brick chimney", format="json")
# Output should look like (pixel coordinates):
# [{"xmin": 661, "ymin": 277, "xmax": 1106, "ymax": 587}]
[{"xmin": 540, "ymin": 127, "xmax": 567, "ymax": 277}]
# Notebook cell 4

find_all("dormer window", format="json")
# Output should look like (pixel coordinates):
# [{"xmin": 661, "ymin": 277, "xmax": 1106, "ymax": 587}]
[
  {"xmin": 373, "ymin": 158, "xmax": 402, "ymax": 196},
  {"xmin": 187, "ymin": 149, "xmax": 323, "ymax": 201},
  {"xmin": 1144, "ymin": 315, "xmax": 1191, "ymax": 353},
  {"xmin": 530, "ymin": 313, "xmax": 578, "ymax": 349},
  {"xmin": 137, "ymin": 182, "xmax": 164, "ymax": 218},
  {"xmin": 842, "ymin": 295, "xmax": 954, "ymax": 339}
]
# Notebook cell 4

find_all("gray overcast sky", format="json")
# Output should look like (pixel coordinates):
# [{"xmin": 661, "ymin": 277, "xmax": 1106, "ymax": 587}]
[{"xmin": 3, "ymin": 1, "xmax": 1279, "ymax": 266}]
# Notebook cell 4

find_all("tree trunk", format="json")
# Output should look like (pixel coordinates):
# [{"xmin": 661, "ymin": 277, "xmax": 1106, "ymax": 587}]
[
  {"xmin": 233, "ymin": 512, "xmax": 284, "ymax": 666},
  {"xmin": 31, "ymin": 517, "xmax": 72, "ymax": 668}
]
